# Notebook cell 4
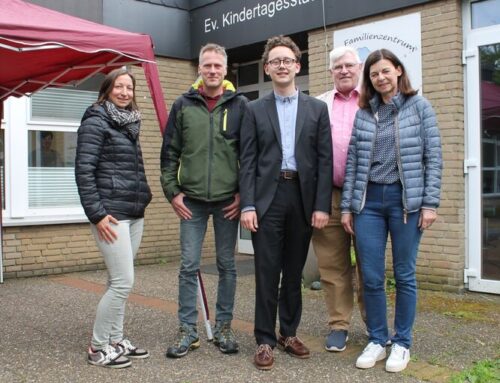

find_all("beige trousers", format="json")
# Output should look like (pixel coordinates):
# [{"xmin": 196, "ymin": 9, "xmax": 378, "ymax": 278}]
[{"xmin": 312, "ymin": 188, "xmax": 366, "ymax": 330}]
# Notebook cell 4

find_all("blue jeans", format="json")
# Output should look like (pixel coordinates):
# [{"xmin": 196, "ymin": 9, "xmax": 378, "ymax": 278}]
[
  {"xmin": 178, "ymin": 197, "xmax": 238, "ymax": 327},
  {"xmin": 354, "ymin": 183, "xmax": 422, "ymax": 349}
]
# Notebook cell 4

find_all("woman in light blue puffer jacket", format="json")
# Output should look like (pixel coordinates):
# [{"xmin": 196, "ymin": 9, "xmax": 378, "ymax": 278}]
[{"xmin": 340, "ymin": 49, "xmax": 442, "ymax": 373}]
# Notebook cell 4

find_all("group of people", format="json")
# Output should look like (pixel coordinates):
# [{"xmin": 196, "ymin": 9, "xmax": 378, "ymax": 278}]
[{"xmin": 75, "ymin": 34, "xmax": 442, "ymax": 373}]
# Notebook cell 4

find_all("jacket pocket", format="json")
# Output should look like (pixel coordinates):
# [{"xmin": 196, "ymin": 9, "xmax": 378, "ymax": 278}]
[{"xmin": 219, "ymin": 108, "xmax": 238, "ymax": 140}]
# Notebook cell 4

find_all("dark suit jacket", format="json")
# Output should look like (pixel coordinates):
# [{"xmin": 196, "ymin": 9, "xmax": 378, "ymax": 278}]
[{"xmin": 239, "ymin": 91, "xmax": 333, "ymax": 223}]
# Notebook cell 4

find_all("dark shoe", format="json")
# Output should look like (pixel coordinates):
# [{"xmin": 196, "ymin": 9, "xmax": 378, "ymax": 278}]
[
  {"xmin": 254, "ymin": 344, "xmax": 274, "ymax": 370},
  {"xmin": 325, "ymin": 330, "xmax": 348, "ymax": 352},
  {"xmin": 277, "ymin": 335, "xmax": 310, "ymax": 359},
  {"xmin": 213, "ymin": 321, "xmax": 239, "ymax": 354},
  {"xmin": 115, "ymin": 339, "xmax": 149, "ymax": 359},
  {"xmin": 166, "ymin": 324, "xmax": 200, "ymax": 358},
  {"xmin": 87, "ymin": 344, "xmax": 131, "ymax": 369}
]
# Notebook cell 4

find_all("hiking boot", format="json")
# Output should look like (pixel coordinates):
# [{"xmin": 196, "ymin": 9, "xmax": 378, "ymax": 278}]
[
  {"xmin": 325, "ymin": 329, "xmax": 348, "ymax": 352},
  {"xmin": 115, "ymin": 339, "xmax": 149, "ymax": 359},
  {"xmin": 355, "ymin": 342, "xmax": 387, "ymax": 369},
  {"xmin": 385, "ymin": 344, "xmax": 410, "ymax": 372},
  {"xmin": 87, "ymin": 344, "xmax": 131, "ymax": 369},
  {"xmin": 166, "ymin": 324, "xmax": 200, "ymax": 358},
  {"xmin": 213, "ymin": 321, "xmax": 239, "ymax": 354}
]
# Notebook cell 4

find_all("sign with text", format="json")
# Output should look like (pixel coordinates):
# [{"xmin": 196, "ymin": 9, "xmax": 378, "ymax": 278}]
[
  {"xmin": 203, "ymin": 0, "xmax": 317, "ymax": 33},
  {"xmin": 191, "ymin": 0, "xmax": 322, "ymax": 55},
  {"xmin": 334, "ymin": 13, "xmax": 423, "ymax": 93},
  {"xmin": 190, "ymin": 1, "xmax": 431, "ymax": 59}
]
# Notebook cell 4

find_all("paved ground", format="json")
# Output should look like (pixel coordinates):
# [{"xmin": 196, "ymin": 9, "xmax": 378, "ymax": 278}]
[{"xmin": 0, "ymin": 255, "xmax": 499, "ymax": 383}]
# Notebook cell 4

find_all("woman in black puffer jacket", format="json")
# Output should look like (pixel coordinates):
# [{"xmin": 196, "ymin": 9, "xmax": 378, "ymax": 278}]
[{"xmin": 76, "ymin": 68, "xmax": 152, "ymax": 369}]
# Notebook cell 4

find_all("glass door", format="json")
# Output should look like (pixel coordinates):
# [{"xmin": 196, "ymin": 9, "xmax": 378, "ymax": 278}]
[
  {"xmin": 465, "ymin": 1, "xmax": 500, "ymax": 293},
  {"xmin": 479, "ymin": 44, "xmax": 500, "ymax": 284}
]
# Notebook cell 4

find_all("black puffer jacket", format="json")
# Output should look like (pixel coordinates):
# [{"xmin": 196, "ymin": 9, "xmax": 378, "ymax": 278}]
[{"xmin": 75, "ymin": 104, "xmax": 152, "ymax": 224}]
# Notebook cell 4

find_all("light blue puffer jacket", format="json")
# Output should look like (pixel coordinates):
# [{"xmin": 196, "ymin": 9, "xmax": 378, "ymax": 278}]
[{"xmin": 341, "ymin": 93, "xmax": 442, "ymax": 214}]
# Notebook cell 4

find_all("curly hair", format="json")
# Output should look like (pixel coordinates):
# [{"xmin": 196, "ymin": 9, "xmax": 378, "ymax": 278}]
[{"xmin": 262, "ymin": 35, "xmax": 301, "ymax": 64}]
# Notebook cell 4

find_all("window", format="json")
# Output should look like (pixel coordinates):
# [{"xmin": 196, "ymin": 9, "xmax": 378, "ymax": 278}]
[
  {"xmin": 482, "ymin": 138, "xmax": 500, "ymax": 194},
  {"xmin": 480, "ymin": 44, "xmax": 500, "ymax": 196},
  {"xmin": 237, "ymin": 63, "xmax": 259, "ymax": 87},
  {"xmin": 28, "ymin": 130, "xmax": 79, "ymax": 208},
  {"xmin": 241, "ymin": 90, "xmax": 259, "ymax": 101},
  {"xmin": 2, "ymin": 81, "xmax": 100, "ymax": 225},
  {"xmin": 472, "ymin": 0, "xmax": 500, "ymax": 29}
]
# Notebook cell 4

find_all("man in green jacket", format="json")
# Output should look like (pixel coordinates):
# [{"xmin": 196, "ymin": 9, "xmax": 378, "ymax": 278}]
[{"xmin": 160, "ymin": 43, "xmax": 247, "ymax": 359}]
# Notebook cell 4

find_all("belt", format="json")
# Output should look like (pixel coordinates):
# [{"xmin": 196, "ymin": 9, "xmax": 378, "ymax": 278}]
[{"xmin": 280, "ymin": 170, "xmax": 298, "ymax": 180}]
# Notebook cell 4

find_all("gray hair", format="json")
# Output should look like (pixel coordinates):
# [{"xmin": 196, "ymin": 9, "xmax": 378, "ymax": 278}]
[
  {"xmin": 199, "ymin": 43, "xmax": 228, "ymax": 67},
  {"xmin": 328, "ymin": 46, "xmax": 361, "ymax": 70}
]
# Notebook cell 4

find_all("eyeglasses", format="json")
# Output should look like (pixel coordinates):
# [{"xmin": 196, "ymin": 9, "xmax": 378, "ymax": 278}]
[
  {"xmin": 267, "ymin": 57, "xmax": 297, "ymax": 69},
  {"xmin": 332, "ymin": 62, "xmax": 358, "ymax": 73}
]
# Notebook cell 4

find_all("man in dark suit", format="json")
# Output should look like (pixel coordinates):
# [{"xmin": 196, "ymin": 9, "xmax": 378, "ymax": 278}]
[{"xmin": 239, "ymin": 35, "xmax": 333, "ymax": 370}]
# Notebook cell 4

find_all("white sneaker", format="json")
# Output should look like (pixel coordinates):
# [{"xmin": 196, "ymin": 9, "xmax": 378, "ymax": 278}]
[
  {"xmin": 87, "ymin": 344, "xmax": 131, "ymax": 368},
  {"xmin": 355, "ymin": 342, "xmax": 387, "ymax": 369},
  {"xmin": 385, "ymin": 344, "xmax": 410, "ymax": 372}
]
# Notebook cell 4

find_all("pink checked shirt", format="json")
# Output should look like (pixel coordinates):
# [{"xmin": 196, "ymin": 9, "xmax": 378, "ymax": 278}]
[{"xmin": 317, "ymin": 87, "xmax": 360, "ymax": 188}]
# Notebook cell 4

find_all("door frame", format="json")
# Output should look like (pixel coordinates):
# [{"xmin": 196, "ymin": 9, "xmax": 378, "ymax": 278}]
[{"xmin": 463, "ymin": 2, "xmax": 500, "ymax": 293}]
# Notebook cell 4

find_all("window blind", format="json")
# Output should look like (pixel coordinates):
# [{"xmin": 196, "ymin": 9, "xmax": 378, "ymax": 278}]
[
  {"xmin": 31, "ymin": 88, "xmax": 98, "ymax": 122},
  {"xmin": 28, "ymin": 167, "xmax": 80, "ymax": 208}
]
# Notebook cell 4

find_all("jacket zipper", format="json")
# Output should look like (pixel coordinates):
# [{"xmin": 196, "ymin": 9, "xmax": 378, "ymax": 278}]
[
  {"xmin": 394, "ymin": 114, "xmax": 408, "ymax": 224},
  {"xmin": 360, "ymin": 112, "xmax": 379, "ymax": 212},
  {"xmin": 208, "ymin": 112, "xmax": 214, "ymax": 200},
  {"xmin": 134, "ymin": 140, "xmax": 140, "ymax": 215}
]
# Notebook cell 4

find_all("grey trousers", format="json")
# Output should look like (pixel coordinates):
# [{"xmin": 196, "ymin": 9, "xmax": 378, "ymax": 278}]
[{"xmin": 90, "ymin": 218, "xmax": 144, "ymax": 349}]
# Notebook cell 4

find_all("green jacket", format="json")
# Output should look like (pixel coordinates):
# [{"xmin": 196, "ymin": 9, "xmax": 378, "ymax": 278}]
[{"xmin": 160, "ymin": 79, "xmax": 247, "ymax": 202}]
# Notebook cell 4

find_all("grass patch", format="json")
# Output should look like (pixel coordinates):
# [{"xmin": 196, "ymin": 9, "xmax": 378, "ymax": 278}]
[
  {"xmin": 448, "ymin": 358, "xmax": 500, "ymax": 383},
  {"xmin": 443, "ymin": 311, "xmax": 485, "ymax": 321},
  {"xmin": 416, "ymin": 291, "xmax": 499, "ymax": 323},
  {"xmin": 386, "ymin": 277, "xmax": 396, "ymax": 293}
]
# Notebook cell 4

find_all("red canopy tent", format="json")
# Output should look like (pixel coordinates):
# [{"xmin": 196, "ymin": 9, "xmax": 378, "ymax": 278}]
[
  {"xmin": 0, "ymin": 0, "xmax": 168, "ymax": 130},
  {"xmin": 0, "ymin": 0, "xmax": 169, "ymax": 282}
]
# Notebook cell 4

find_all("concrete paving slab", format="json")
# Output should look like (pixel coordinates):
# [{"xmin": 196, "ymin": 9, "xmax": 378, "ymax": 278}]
[{"xmin": 0, "ymin": 258, "xmax": 499, "ymax": 383}]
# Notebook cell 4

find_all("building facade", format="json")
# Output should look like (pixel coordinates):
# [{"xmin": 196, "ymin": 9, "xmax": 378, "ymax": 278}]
[{"xmin": 1, "ymin": 0, "xmax": 499, "ymax": 294}]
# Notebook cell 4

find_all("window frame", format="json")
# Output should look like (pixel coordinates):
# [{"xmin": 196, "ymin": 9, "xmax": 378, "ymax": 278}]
[{"xmin": 2, "ymin": 95, "xmax": 88, "ymax": 226}]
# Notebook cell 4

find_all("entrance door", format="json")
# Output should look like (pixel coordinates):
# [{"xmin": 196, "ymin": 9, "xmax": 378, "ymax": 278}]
[{"xmin": 465, "ymin": 1, "xmax": 500, "ymax": 293}]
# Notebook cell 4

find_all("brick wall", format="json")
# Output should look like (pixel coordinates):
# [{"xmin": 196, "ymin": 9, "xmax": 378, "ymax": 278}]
[
  {"xmin": 308, "ymin": 0, "xmax": 465, "ymax": 291},
  {"xmin": 2, "ymin": 56, "xmax": 207, "ymax": 279},
  {"xmin": 3, "ymin": 0, "xmax": 467, "ymax": 292}
]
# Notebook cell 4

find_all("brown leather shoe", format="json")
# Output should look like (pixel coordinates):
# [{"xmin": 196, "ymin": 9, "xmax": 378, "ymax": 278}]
[
  {"xmin": 254, "ymin": 344, "xmax": 274, "ymax": 370},
  {"xmin": 278, "ymin": 335, "xmax": 310, "ymax": 359}
]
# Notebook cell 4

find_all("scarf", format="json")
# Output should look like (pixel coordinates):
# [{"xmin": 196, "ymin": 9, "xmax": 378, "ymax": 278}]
[{"xmin": 104, "ymin": 100, "xmax": 141, "ymax": 140}]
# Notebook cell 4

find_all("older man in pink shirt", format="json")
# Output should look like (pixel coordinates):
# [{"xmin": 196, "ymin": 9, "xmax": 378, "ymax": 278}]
[{"xmin": 312, "ymin": 46, "xmax": 365, "ymax": 352}]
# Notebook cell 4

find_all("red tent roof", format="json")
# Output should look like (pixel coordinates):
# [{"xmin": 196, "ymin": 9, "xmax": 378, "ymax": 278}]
[{"xmin": 0, "ymin": 0, "xmax": 167, "ymax": 131}]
